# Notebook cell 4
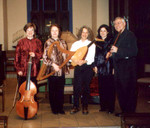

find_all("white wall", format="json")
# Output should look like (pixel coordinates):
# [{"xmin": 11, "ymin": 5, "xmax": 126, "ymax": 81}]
[{"xmin": 7, "ymin": 0, "xmax": 27, "ymax": 50}]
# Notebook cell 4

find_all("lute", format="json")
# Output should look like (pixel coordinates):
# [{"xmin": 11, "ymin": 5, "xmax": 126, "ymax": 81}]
[{"xmin": 71, "ymin": 38, "xmax": 104, "ymax": 66}]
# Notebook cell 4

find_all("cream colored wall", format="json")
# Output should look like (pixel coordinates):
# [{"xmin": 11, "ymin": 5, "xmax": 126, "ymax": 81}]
[
  {"xmin": 72, "ymin": 0, "xmax": 109, "ymax": 38},
  {"xmin": 97, "ymin": 0, "xmax": 109, "ymax": 28},
  {"xmin": 0, "ymin": 0, "xmax": 4, "ymax": 50},
  {"xmin": 1, "ymin": 0, "xmax": 109, "ymax": 50},
  {"xmin": 92, "ymin": 0, "xmax": 97, "ymax": 37},
  {"xmin": 7, "ymin": 0, "xmax": 27, "ymax": 50},
  {"xmin": 72, "ymin": 0, "xmax": 92, "ymax": 36}
]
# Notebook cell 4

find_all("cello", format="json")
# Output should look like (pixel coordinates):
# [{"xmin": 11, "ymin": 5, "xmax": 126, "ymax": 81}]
[{"xmin": 16, "ymin": 56, "xmax": 38, "ymax": 120}]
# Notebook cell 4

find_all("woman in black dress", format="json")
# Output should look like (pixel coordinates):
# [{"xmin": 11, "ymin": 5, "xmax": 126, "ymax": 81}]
[{"xmin": 94, "ymin": 24, "xmax": 115, "ymax": 114}]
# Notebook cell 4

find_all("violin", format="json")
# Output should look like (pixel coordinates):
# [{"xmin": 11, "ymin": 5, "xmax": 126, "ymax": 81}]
[{"xmin": 16, "ymin": 56, "xmax": 38, "ymax": 120}]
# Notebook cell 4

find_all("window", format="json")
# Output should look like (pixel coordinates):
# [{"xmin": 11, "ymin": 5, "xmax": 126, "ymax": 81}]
[{"xmin": 27, "ymin": 0, "xmax": 72, "ymax": 43}]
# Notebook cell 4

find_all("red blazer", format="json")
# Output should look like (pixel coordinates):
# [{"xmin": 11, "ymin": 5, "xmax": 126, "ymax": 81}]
[{"xmin": 14, "ymin": 37, "xmax": 43, "ymax": 77}]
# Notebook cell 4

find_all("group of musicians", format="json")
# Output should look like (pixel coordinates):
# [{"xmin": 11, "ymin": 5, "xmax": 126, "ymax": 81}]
[{"xmin": 14, "ymin": 16, "xmax": 138, "ymax": 118}]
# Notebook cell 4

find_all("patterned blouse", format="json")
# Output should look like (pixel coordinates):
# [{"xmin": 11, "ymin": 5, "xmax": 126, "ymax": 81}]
[
  {"xmin": 14, "ymin": 37, "xmax": 43, "ymax": 77},
  {"xmin": 43, "ymin": 38, "xmax": 69, "ymax": 77}
]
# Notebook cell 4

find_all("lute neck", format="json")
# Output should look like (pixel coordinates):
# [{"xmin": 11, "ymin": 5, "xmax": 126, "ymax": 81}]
[{"xmin": 87, "ymin": 38, "xmax": 104, "ymax": 47}]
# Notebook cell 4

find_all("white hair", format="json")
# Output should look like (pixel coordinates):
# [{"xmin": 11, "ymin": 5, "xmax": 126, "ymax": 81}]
[{"xmin": 114, "ymin": 17, "xmax": 126, "ymax": 23}]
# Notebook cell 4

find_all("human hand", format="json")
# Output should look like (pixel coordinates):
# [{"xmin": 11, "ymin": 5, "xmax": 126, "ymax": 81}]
[
  {"xmin": 52, "ymin": 63, "xmax": 60, "ymax": 72},
  {"xmin": 110, "ymin": 46, "xmax": 118, "ymax": 53},
  {"xmin": 77, "ymin": 60, "xmax": 87, "ymax": 66},
  {"xmin": 29, "ymin": 52, "xmax": 35, "ymax": 57},
  {"xmin": 93, "ymin": 67, "xmax": 98, "ymax": 74},
  {"xmin": 18, "ymin": 71, "xmax": 23, "ymax": 76},
  {"xmin": 106, "ymin": 52, "xmax": 112, "ymax": 59}
]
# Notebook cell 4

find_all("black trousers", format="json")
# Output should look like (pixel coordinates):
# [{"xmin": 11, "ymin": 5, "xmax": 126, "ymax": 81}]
[
  {"xmin": 98, "ymin": 75, "xmax": 115, "ymax": 111},
  {"xmin": 73, "ymin": 64, "xmax": 94, "ymax": 107},
  {"xmin": 48, "ymin": 76, "xmax": 65, "ymax": 113},
  {"xmin": 114, "ymin": 58, "xmax": 137, "ymax": 113},
  {"xmin": 17, "ymin": 76, "xmax": 37, "ymax": 88}
]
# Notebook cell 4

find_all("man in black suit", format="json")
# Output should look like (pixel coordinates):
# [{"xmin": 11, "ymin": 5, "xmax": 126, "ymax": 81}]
[{"xmin": 108, "ymin": 17, "xmax": 138, "ymax": 116}]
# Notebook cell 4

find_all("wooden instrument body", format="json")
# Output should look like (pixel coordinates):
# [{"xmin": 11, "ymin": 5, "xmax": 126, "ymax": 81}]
[
  {"xmin": 16, "ymin": 81, "xmax": 37, "ymax": 119},
  {"xmin": 16, "ymin": 56, "xmax": 38, "ymax": 120},
  {"xmin": 71, "ymin": 46, "xmax": 88, "ymax": 66},
  {"xmin": 71, "ymin": 38, "xmax": 104, "ymax": 66},
  {"xmin": 36, "ymin": 39, "xmax": 103, "ymax": 80},
  {"xmin": 36, "ymin": 41, "xmax": 75, "ymax": 81}
]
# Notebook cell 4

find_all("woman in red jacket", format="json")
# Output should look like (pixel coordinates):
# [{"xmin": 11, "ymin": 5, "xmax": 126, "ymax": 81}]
[{"xmin": 14, "ymin": 23, "xmax": 43, "ymax": 89}]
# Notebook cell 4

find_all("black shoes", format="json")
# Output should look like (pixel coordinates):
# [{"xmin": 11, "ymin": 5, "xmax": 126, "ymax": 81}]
[
  {"xmin": 52, "ymin": 109, "xmax": 65, "ymax": 114},
  {"xmin": 99, "ymin": 108, "xmax": 106, "ymax": 112},
  {"xmin": 108, "ymin": 111, "xmax": 114, "ymax": 114},
  {"xmin": 82, "ymin": 106, "xmax": 88, "ymax": 115},
  {"xmin": 70, "ymin": 107, "xmax": 80, "ymax": 114},
  {"xmin": 70, "ymin": 106, "xmax": 89, "ymax": 115},
  {"xmin": 52, "ymin": 111, "xmax": 58, "ymax": 114},
  {"xmin": 99, "ymin": 108, "xmax": 114, "ymax": 114},
  {"xmin": 115, "ymin": 113, "xmax": 122, "ymax": 117},
  {"xmin": 59, "ymin": 110, "xmax": 65, "ymax": 114}
]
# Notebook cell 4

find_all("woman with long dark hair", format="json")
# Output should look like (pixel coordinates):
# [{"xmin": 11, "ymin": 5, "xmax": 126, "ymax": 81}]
[{"xmin": 94, "ymin": 24, "xmax": 115, "ymax": 114}]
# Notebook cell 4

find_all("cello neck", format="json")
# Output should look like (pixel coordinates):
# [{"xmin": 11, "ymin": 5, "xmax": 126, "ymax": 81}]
[{"xmin": 26, "ymin": 56, "xmax": 32, "ymax": 90}]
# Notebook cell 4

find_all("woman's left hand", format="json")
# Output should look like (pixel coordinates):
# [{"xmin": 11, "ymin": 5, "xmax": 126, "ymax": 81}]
[
  {"xmin": 106, "ymin": 52, "xmax": 112, "ymax": 59},
  {"xmin": 29, "ymin": 52, "xmax": 35, "ymax": 57},
  {"xmin": 110, "ymin": 46, "xmax": 118, "ymax": 53},
  {"xmin": 93, "ymin": 67, "xmax": 98, "ymax": 74},
  {"xmin": 52, "ymin": 63, "xmax": 60, "ymax": 72}
]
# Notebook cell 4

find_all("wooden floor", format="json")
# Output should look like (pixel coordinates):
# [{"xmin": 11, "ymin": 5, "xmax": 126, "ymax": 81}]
[{"xmin": 0, "ymin": 78, "xmax": 150, "ymax": 128}]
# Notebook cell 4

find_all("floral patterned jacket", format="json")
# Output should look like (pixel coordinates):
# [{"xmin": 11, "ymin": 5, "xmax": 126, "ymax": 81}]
[{"xmin": 43, "ymin": 38, "xmax": 69, "ymax": 77}]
